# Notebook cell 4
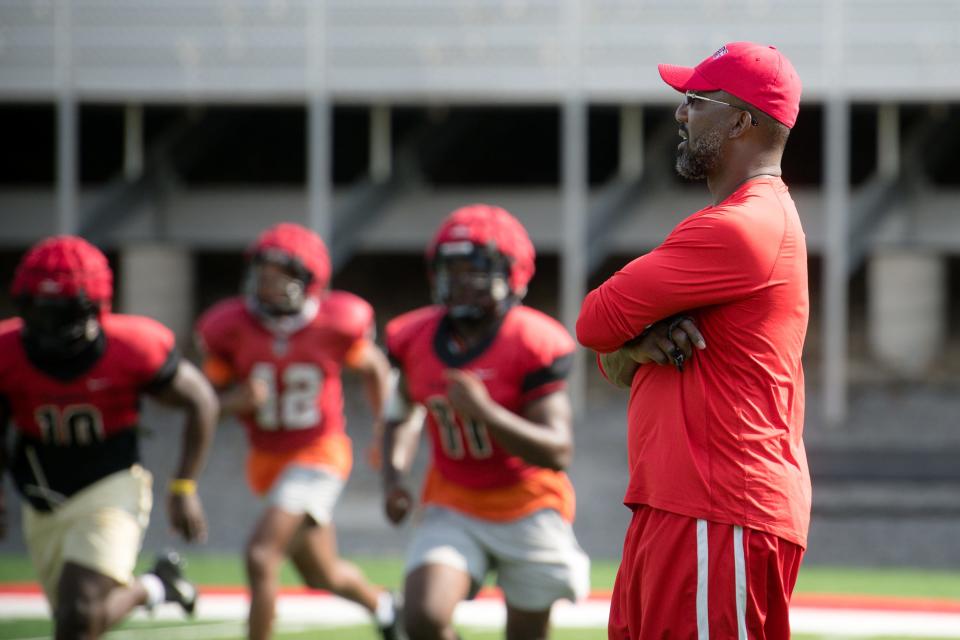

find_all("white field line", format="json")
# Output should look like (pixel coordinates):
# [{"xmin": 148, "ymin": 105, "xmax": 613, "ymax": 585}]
[
  {"xmin": 17, "ymin": 620, "xmax": 322, "ymax": 640},
  {"xmin": 3, "ymin": 593, "xmax": 960, "ymax": 638},
  {"xmin": 790, "ymin": 606, "xmax": 960, "ymax": 637}
]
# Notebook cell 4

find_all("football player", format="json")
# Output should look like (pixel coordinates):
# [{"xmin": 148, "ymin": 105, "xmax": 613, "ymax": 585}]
[
  {"xmin": 195, "ymin": 223, "xmax": 402, "ymax": 640},
  {"xmin": 0, "ymin": 236, "xmax": 217, "ymax": 639},
  {"xmin": 382, "ymin": 205, "xmax": 590, "ymax": 640}
]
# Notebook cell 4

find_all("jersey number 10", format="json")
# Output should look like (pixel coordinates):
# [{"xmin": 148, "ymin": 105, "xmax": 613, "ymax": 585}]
[
  {"xmin": 250, "ymin": 363, "xmax": 323, "ymax": 430},
  {"xmin": 34, "ymin": 404, "xmax": 105, "ymax": 445}
]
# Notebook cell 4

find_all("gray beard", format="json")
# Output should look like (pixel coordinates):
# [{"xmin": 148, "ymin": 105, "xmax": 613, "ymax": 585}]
[{"xmin": 676, "ymin": 127, "xmax": 724, "ymax": 180}]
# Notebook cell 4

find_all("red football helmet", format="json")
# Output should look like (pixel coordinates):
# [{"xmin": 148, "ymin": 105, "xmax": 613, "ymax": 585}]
[
  {"xmin": 246, "ymin": 223, "xmax": 331, "ymax": 315},
  {"xmin": 427, "ymin": 204, "xmax": 535, "ymax": 294},
  {"xmin": 11, "ymin": 235, "xmax": 113, "ymax": 306},
  {"xmin": 427, "ymin": 204, "xmax": 535, "ymax": 319},
  {"xmin": 11, "ymin": 236, "xmax": 112, "ymax": 356}
]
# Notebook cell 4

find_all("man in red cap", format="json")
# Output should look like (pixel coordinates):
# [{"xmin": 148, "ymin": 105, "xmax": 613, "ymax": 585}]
[{"xmin": 577, "ymin": 42, "xmax": 810, "ymax": 639}]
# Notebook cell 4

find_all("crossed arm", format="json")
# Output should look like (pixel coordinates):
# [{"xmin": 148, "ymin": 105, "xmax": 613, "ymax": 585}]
[
  {"xmin": 577, "ymin": 215, "xmax": 768, "ymax": 386},
  {"xmin": 598, "ymin": 316, "xmax": 706, "ymax": 388}
]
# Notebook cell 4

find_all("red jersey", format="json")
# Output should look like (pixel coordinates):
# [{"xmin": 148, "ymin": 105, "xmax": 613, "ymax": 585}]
[
  {"xmin": 195, "ymin": 293, "xmax": 373, "ymax": 488},
  {"xmin": 387, "ymin": 305, "xmax": 577, "ymax": 522},
  {"xmin": 577, "ymin": 177, "xmax": 811, "ymax": 547},
  {"xmin": 0, "ymin": 313, "xmax": 178, "ymax": 510}
]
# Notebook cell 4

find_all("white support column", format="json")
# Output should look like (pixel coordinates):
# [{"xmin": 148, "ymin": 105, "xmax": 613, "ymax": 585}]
[
  {"xmin": 868, "ymin": 250, "xmax": 945, "ymax": 376},
  {"xmin": 619, "ymin": 105, "xmax": 643, "ymax": 181},
  {"xmin": 55, "ymin": 0, "xmax": 77, "ymax": 235},
  {"xmin": 562, "ymin": 98, "xmax": 588, "ymax": 415},
  {"xmin": 120, "ymin": 245, "xmax": 194, "ymax": 341},
  {"xmin": 823, "ymin": 96, "xmax": 851, "ymax": 427},
  {"xmin": 124, "ymin": 104, "xmax": 144, "ymax": 182},
  {"xmin": 821, "ymin": 0, "xmax": 850, "ymax": 427},
  {"xmin": 306, "ymin": 3, "xmax": 331, "ymax": 242},
  {"xmin": 308, "ymin": 98, "xmax": 332, "ymax": 242},
  {"xmin": 561, "ymin": 0, "xmax": 587, "ymax": 415},
  {"xmin": 370, "ymin": 104, "xmax": 392, "ymax": 183},
  {"xmin": 877, "ymin": 104, "xmax": 900, "ymax": 179}
]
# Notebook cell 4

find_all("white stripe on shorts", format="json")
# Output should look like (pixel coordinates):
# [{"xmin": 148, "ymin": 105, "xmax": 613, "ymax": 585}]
[
  {"xmin": 696, "ymin": 519, "xmax": 709, "ymax": 640},
  {"xmin": 734, "ymin": 525, "xmax": 747, "ymax": 640}
]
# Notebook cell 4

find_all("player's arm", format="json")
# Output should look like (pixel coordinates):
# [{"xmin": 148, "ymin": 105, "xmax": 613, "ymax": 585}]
[
  {"xmin": 344, "ymin": 338, "xmax": 393, "ymax": 468},
  {"xmin": 445, "ymin": 369, "xmax": 573, "ymax": 471},
  {"xmin": 199, "ymin": 356, "xmax": 263, "ymax": 417},
  {"xmin": 381, "ymin": 370, "xmax": 426, "ymax": 526},
  {"xmin": 344, "ymin": 338, "xmax": 392, "ymax": 420},
  {"xmin": 147, "ymin": 359, "xmax": 219, "ymax": 543}
]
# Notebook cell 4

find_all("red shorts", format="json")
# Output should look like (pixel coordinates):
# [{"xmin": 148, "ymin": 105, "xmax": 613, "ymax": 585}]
[{"xmin": 608, "ymin": 505, "xmax": 803, "ymax": 640}]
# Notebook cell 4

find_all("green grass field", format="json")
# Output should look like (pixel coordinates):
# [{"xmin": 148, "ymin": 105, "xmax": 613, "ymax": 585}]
[{"xmin": 1, "ymin": 554, "xmax": 959, "ymax": 639}]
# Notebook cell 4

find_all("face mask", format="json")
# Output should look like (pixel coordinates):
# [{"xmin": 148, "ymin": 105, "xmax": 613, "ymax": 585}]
[{"xmin": 20, "ymin": 297, "xmax": 101, "ymax": 358}]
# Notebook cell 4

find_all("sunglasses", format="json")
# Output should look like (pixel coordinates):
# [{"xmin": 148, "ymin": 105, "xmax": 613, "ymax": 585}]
[{"xmin": 684, "ymin": 91, "xmax": 758, "ymax": 127}]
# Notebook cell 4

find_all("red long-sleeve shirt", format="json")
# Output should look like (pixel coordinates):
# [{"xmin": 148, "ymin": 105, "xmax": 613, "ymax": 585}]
[{"xmin": 577, "ymin": 177, "xmax": 811, "ymax": 547}]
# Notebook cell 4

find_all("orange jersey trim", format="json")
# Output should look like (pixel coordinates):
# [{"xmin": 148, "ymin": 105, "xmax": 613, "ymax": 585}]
[
  {"xmin": 421, "ymin": 465, "xmax": 576, "ymax": 523},
  {"xmin": 246, "ymin": 432, "xmax": 353, "ymax": 495},
  {"xmin": 202, "ymin": 356, "xmax": 235, "ymax": 387},
  {"xmin": 343, "ymin": 338, "xmax": 370, "ymax": 369}
]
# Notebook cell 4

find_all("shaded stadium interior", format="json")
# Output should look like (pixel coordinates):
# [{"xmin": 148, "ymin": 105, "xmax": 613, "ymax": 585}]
[
  {"xmin": 2, "ymin": 101, "xmax": 960, "ymax": 379},
  {"xmin": 2, "ymin": 100, "xmax": 960, "ymax": 567}
]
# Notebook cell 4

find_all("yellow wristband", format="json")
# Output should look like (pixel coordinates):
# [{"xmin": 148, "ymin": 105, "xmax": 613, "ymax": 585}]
[{"xmin": 168, "ymin": 478, "xmax": 197, "ymax": 496}]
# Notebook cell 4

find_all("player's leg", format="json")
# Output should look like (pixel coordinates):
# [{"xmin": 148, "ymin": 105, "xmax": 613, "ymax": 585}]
[
  {"xmin": 245, "ymin": 506, "xmax": 306, "ymax": 640},
  {"xmin": 402, "ymin": 507, "xmax": 486, "ymax": 640},
  {"xmin": 268, "ymin": 462, "xmax": 402, "ymax": 636},
  {"xmin": 149, "ymin": 550, "xmax": 198, "ymax": 614},
  {"xmin": 52, "ymin": 559, "xmax": 191, "ymax": 639},
  {"xmin": 21, "ymin": 500, "xmax": 67, "ymax": 614},
  {"xmin": 504, "ymin": 605, "xmax": 552, "ymax": 640},
  {"xmin": 54, "ymin": 562, "xmax": 146, "ymax": 639},
  {"xmin": 481, "ymin": 509, "xmax": 590, "ymax": 640},
  {"xmin": 289, "ymin": 519, "xmax": 402, "ymax": 637},
  {"xmin": 404, "ymin": 564, "xmax": 472, "ymax": 640},
  {"xmin": 27, "ymin": 466, "xmax": 154, "ymax": 639},
  {"xmin": 247, "ymin": 462, "xmax": 337, "ymax": 639}
]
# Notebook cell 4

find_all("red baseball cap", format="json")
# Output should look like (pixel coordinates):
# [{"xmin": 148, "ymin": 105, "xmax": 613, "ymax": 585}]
[{"xmin": 658, "ymin": 42, "xmax": 802, "ymax": 129}]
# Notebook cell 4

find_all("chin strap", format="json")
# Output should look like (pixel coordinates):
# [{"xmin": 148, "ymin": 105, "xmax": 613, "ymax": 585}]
[
  {"xmin": 247, "ymin": 295, "xmax": 320, "ymax": 336},
  {"xmin": 447, "ymin": 296, "xmax": 518, "ymax": 326}
]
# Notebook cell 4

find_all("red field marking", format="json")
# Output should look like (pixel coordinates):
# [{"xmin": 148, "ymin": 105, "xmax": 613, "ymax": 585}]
[
  {"xmin": 3, "ymin": 583, "xmax": 960, "ymax": 614},
  {"xmin": 791, "ymin": 593, "xmax": 960, "ymax": 614}
]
